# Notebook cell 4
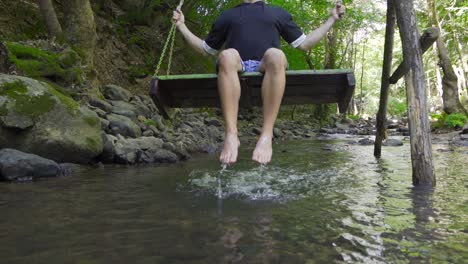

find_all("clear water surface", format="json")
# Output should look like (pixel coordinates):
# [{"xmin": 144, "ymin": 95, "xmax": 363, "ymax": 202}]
[{"xmin": 0, "ymin": 136, "xmax": 467, "ymax": 263}]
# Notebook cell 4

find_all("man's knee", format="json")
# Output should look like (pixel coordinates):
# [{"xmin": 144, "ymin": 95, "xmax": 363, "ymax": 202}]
[
  {"xmin": 262, "ymin": 48, "xmax": 287, "ymax": 71},
  {"xmin": 218, "ymin": 49, "xmax": 241, "ymax": 71}
]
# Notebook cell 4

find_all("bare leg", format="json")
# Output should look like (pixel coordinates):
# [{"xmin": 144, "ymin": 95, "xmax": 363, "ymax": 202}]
[
  {"xmin": 252, "ymin": 48, "xmax": 287, "ymax": 164},
  {"xmin": 218, "ymin": 49, "xmax": 243, "ymax": 165}
]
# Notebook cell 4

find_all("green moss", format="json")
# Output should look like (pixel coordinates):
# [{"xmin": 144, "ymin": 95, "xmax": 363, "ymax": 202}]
[
  {"xmin": 6, "ymin": 42, "xmax": 82, "ymax": 85},
  {"xmin": 83, "ymin": 116, "xmax": 100, "ymax": 127},
  {"xmin": 43, "ymin": 82, "xmax": 80, "ymax": 114},
  {"xmin": 0, "ymin": 80, "xmax": 56, "ymax": 118},
  {"xmin": 85, "ymin": 137, "xmax": 100, "ymax": 152},
  {"xmin": 144, "ymin": 119, "xmax": 157, "ymax": 127}
]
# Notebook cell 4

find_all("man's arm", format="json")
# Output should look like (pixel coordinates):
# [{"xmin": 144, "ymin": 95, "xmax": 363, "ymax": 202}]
[
  {"xmin": 298, "ymin": 3, "xmax": 346, "ymax": 51},
  {"xmin": 172, "ymin": 9, "xmax": 211, "ymax": 56}
]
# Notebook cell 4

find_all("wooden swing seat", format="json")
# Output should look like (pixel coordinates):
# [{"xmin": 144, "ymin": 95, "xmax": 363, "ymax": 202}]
[{"xmin": 150, "ymin": 69, "xmax": 355, "ymax": 119}]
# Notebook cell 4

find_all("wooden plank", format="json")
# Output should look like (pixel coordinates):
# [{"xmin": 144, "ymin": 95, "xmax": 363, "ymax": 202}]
[{"xmin": 150, "ymin": 70, "xmax": 356, "ymax": 117}]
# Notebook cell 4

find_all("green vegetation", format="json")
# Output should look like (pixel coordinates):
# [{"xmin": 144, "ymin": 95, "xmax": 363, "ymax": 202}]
[
  {"xmin": 431, "ymin": 113, "xmax": 468, "ymax": 129},
  {"xmin": 144, "ymin": 119, "xmax": 157, "ymax": 127},
  {"xmin": 388, "ymin": 98, "xmax": 408, "ymax": 117},
  {"xmin": 83, "ymin": 116, "xmax": 100, "ymax": 127},
  {"xmin": 6, "ymin": 42, "xmax": 82, "ymax": 85},
  {"xmin": 42, "ymin": 81, "xmax": 80, "ymax": 114},
  {"xmin": 0, "ymin": 80, "xmax": 56, "ymax": 118}
]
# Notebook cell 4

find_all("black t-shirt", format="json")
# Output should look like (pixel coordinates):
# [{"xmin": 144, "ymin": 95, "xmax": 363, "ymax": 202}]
[{"xmin": 203, "ymin": 1, "xmax": 305, "ymax": 61}]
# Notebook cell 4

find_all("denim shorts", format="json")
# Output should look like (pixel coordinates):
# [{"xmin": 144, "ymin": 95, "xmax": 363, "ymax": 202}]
[{"xmin": 216, "ymin": 59, "xmax": 261, "ymax": 73}]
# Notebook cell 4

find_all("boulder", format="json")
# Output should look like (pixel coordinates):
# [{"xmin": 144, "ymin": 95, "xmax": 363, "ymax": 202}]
[
  {"xmin": 103, "ymin": 84, "xmax": 132, "ymax": 102},
  {"xmin": 109, "ymin": 100, "xmax": 137, "ymax": 118},
  {"xmin": 383, "ymin": 138, "xmax": 404, "ymax": 146},
  {"xmin": 358, "ymin": 138, "xmax": 375, "ymax": 146},
  {"xmin": 89, "ymin": 98, "xmax": 112, "ymax": 113},
  {"xmin": 0, "ymin": 74, "xmax": 103, "ymax": 163},
  {"xmin": 0, "ymin": 149, "xmax": 59, "ymax": 181},
  {"xmin": 107, "ymin": 113, "xmax": 141, "ymax": 138}
]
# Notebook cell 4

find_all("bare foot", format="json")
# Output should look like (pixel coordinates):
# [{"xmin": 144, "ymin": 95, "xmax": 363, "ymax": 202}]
[
  {"xmin": 252, "ymin": 135, "xmax": 273, "ymax": 165},
  {"xmin": 220, "ymin": 133, "xmax": 240, "ymax": 165}
]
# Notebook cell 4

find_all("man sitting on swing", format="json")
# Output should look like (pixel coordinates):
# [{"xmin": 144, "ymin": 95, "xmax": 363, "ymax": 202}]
[{"xmin": 172, "ymin": 0, "xmax": 346, "ymax": 165}]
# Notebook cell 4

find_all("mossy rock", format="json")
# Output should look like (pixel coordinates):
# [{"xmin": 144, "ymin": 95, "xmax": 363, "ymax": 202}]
[
  {"xmin": 0, "ymin": 74, "xmax": 103, "ymax": 163},
  {"xmin": 5, "ymin": 42, "xmax": 83, "ymax": 85}
]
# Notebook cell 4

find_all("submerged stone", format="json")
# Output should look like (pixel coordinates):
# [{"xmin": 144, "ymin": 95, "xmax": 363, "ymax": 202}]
[{"xmin": 0, "ymin": 149, "xmax": 59, "ymax": 181}]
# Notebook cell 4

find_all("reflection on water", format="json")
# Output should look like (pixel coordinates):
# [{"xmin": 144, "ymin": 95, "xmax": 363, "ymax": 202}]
[{"xmin": 0, "ymin": 137, "xmax": 466, "ymax": 263}]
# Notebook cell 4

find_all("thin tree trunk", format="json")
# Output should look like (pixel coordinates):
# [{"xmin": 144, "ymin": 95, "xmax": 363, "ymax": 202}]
[
  {"xmin": 374, "ymin": 0, "xmax": 396, "ymax": 158},
  {"xmin": 395, "ymin": 0, "xmax": 435, "ymax": 186},
  {"xmin": 427, "ymin": 0, "xmax": 463, "ymax": 114},
  {"xmin": 38, "ymin": 0, "xmax": 63, "ymax": 39},
  {"xmin": 358, "ymin": 40, "xmax": 367, "ymax": 114}
]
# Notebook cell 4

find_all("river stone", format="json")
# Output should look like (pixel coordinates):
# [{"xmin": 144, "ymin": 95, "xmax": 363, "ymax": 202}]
[
  {"xmin": 89, "ymin": 98, "xmax": 112, "ymax": 113},
  {"xmin": 107, "ymin": 113, "xmax": 141, "ymax": 138},
  {"xmin": 205, "ymin": 117, "xmax": 222, "ymax": 127},
  {"xmin": 383, "ymin": 138, "xmax": 404, "ymax": 146},
  {"xmin": 0, "ymin": 149, "xmax": 59, "ymax": 181},
  {"xmin": 358, "ymin": 138, "xmax": 375, "ymax": 146},
  {"xmin": 103, "ymin": 84, "xmax": 132, "ymax": 102},
  {"xmin": 99, "ymin": 133, "xmax": 117, "ymax": 163},
  {"xmin": 273, "ymin": 128, "xmax": 284, "ymax": 138},
  {"xmin": 462, "ymin": 123, "xmax": 468, "ymax": 134},
  {"xmin": 109, "ymin": 100, "xmax": 137, "ymax": 118},
  {"xmin": 114, "ymin": 139, "xmax": 139, "ymax": 164},
  {"xmin": 0, "ymin": 74, "xmax": 103, "ymax": 163}
]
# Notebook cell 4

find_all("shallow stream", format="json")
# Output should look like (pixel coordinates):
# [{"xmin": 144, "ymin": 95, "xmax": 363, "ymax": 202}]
[{"xmin": 1, "ymin": 136, "xmax": 467, "ymax": 263}]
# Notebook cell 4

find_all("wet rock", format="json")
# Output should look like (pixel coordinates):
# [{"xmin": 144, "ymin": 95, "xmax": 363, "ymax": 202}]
[
  {"xmin": 205, "ymin": 117, "xmax": 222, "ymax": 127},
  {"xmin": 273, "ymin": 128, "xmax": 284, "ymax": 138},
  {"xmin": 103, "ymin": 84, "xmax": 132, "ymax": 102},
  {"xmin": 199, "ymin": 142, "xmax": 218, "ymax": 154},
  {"xmin": 335, "ymin": 122, "xmax": 350, "ymax": 131},
  {"xmin": 387, "ymin": 119, "xmax": 400, "ymax": 129},
  {"xmin": 89, "ymin": 98, "xmax": 112, "ymax": 113},
  {"xmin": 90, "ymin": 106, "xmax": 107, "ymax": 118},
  {"xmin": 0, "ymin": 149, "xmax": 59, "ymax": 181},
  {"xmin": 144, "ymin": 149, "xmax": 179, "ymax": 163},
  {"xmin": 450, "ymin": 135, "xmax": 468, "ymax": 147},
  {"xmin": 99, "ymin": 133, "xmax": 117, "ymax": 163},
  {"xmin": 358, "ymin": 138, "xmax": 375, "ymax": 146},
  {"xmin": 99, "ymin": 117, "xmax": 109, "ymax": 130},
  {"xmin": 142, "ymin": 129, "xmax": 154, "ymax": 137},
  {"xmin": 0, "ymin": 74, "xmax": 103, "ymax": 163},
  {"xmin": 383, "ymin": 138, "xmax": 404, "ymax": 146},
  {"xmin": 114, "ymin": 139, "xmax": 139, "ymax": 164},
  {"xmin": 107, "ymin": 113, "xmax": 141, "ymax": 138},
  {"xmin": 58, "ymin": 163, "xmax": 81, "ymax": 175},
  {"xmin": 252, "ymin": 127, "xmax": 262, "ymax": 135},
  {"xmin": 462, "ymin": 123, "xmax": 468, "ymax": 134},
  {"xmin": 322, "ymin": 144, "xmax": 333, "ymax": 151},
  {"xmin": 319, "ymin": 128, "xmax": 337, "ymax": 134},
  {"xmin": 109, "ymin": 100, "xmax": 137, "ymax": 118}
]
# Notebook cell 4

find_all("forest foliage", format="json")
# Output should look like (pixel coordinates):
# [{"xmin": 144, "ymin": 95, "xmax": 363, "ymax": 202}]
[{"xmin": 2, "ymin": 0, "xmax": 467, "ymax": 123}]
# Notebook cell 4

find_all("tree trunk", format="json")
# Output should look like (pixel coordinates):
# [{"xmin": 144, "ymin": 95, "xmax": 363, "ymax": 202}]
[
  {"xmin": 374, "ymin": 0, "xmax": 396, "ymax": 158},
  {"xmin": 394, "ymin": 0, "xmax": 435, "ymax": 186},
  {"xmin": 62, "ymin": 0, "xmax": 97, "ymax": 66},
  {"xmin": 38, "ymin": 0, "xmax": 63, "ymax": 39},
  {"xmin": 427, "ymin": 0, "xmax": 463, "ymax": 114}
]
